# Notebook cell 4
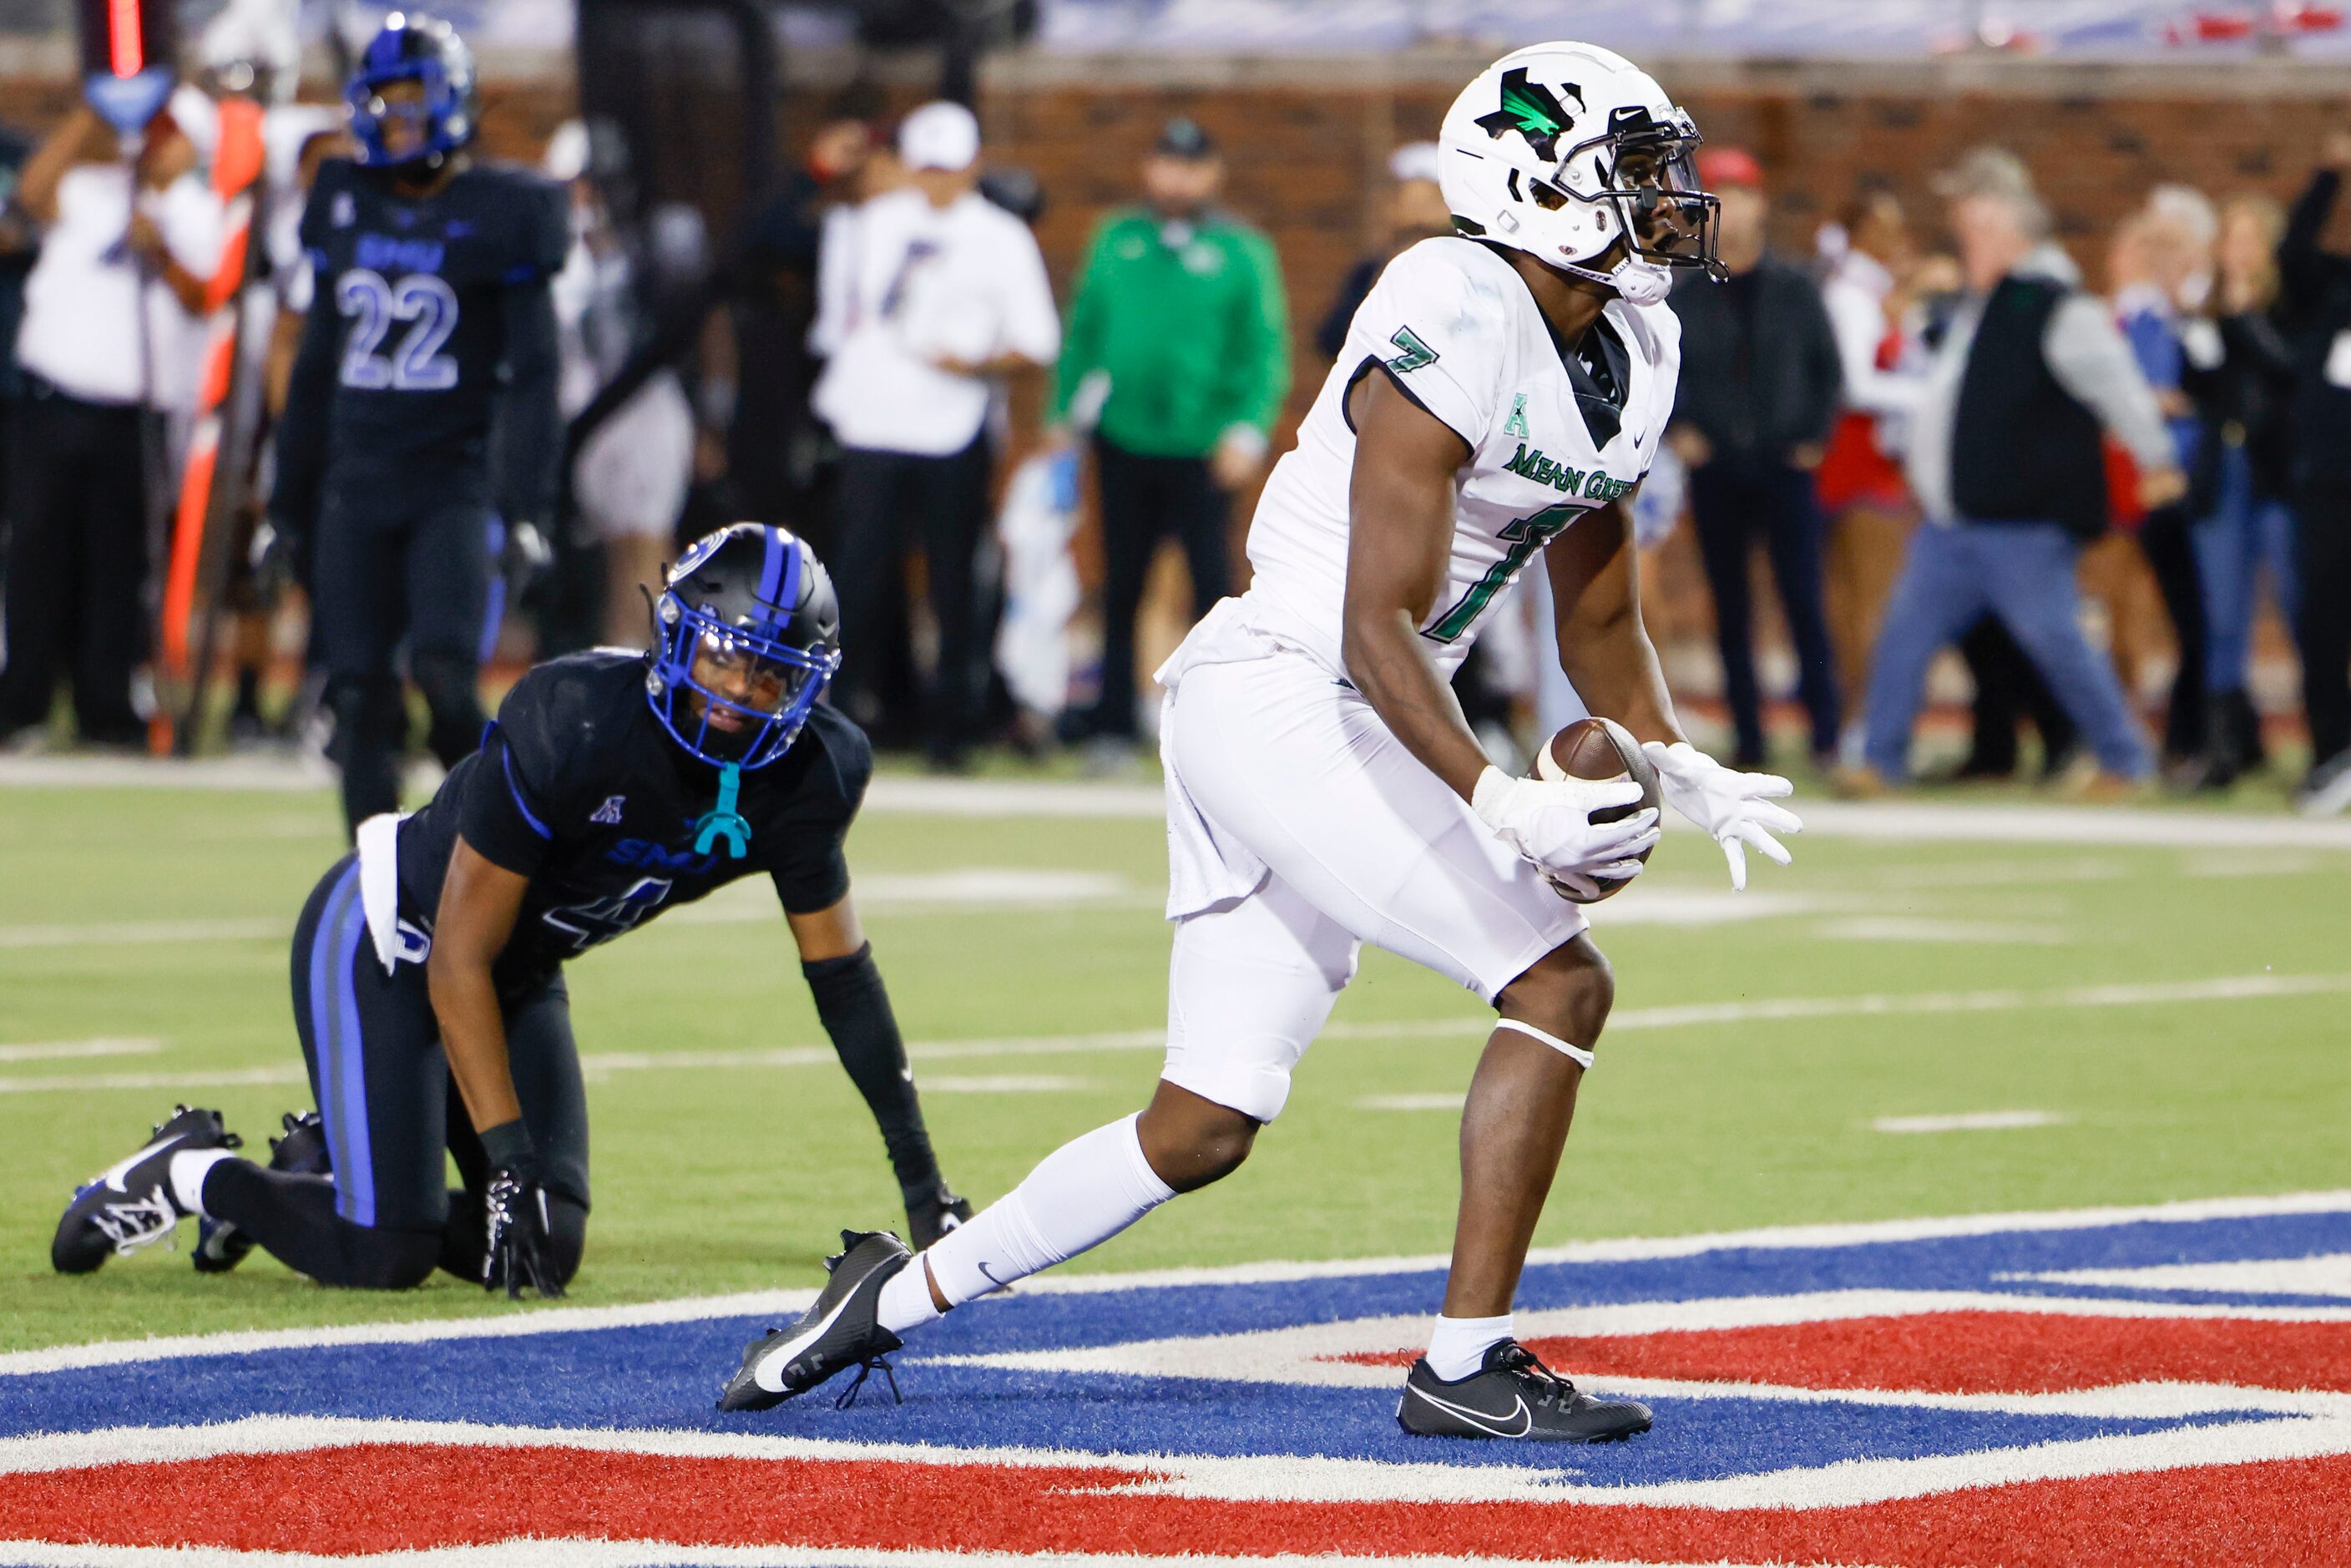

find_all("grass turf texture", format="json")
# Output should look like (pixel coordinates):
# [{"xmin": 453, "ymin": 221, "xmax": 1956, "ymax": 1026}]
[{"xmin": 3, "ymin": 776, "xmax": 2345, "ymax": 1354}]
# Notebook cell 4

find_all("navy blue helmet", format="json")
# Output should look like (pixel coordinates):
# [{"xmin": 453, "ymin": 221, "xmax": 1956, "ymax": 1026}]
[
  {"xmin": 646, "ymin": 524, "xmax": 842, "ymax": 769},
  {"xmin": 346, "ymin": 13, "xmax": 478, "ymax": 170}
]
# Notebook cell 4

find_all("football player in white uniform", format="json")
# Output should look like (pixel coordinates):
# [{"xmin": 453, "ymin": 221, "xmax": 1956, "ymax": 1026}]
[{"xmin": 720, "ymin": 42, "xmax": 1802, "ymax": 1442}]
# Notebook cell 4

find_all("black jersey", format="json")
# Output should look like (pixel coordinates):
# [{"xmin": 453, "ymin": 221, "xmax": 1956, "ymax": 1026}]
[
  {"xmin": 396, "ymin": 650, "xmax": 872, "ymax": 992},
  {"xmin": 276, "ymin": 159, "xmax": 567, "ymax": 526}
]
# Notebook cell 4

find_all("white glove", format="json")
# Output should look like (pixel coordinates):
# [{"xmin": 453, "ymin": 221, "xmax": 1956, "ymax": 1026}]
[
  {"xmin": 1471, "ymin": 766, "xmax": 1661, "ymax": 901},
  {"xmin": 1641, "ymin": 741, "xmax": 1802, "ymax": 892}
]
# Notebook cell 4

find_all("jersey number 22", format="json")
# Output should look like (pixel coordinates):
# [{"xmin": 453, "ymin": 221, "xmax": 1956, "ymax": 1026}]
[{"xmin": 336, "ymin": 269, "xmax": 460, "ymax": 392}]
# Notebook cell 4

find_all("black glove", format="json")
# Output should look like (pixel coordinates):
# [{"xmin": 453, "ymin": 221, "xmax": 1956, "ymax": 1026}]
[
  {"xmin": 250, "ymin": 518, "xmax": 307, "ymax": 599},
  {"xmin": 478, "ymin": 1119, "xmax": 565, "ymax": 1300},
  {"xmin": 498, "ymin": 518, "xmax": 553, "ymax": 599}
]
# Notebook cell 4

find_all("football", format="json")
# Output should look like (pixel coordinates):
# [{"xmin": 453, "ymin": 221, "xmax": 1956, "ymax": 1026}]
[{"xmin": 1530, "ymin": 716, "xmax": 1662, "ymax": 903}]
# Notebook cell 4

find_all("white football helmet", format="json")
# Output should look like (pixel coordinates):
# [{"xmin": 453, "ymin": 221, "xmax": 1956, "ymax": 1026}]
[{"xmin": 1438, "ymin": 42, "xmax": 1722, "ymax": 304}]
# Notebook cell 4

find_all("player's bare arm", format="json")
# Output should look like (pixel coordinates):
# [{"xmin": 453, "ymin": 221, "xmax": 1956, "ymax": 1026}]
[
  {"xmin": 426, "ymin": 837, "xmax": 531, "ymax": 1136},
  {"xmin": 786, "ymin": 896, "xmax": 867, "ymax": 964},
  {"xmin": 1543, "ymin": 495, "xmax": 1685, "ymax": 744},
  {"xmin": 1339, "ymin": 367, "xmax": 1488, "ymax": 801}
]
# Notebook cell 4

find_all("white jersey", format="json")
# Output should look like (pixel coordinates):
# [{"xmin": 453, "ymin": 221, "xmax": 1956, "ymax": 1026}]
[{"xmin": 1241, "ymin": 236, "xmax": 1680, "ymax": 677}]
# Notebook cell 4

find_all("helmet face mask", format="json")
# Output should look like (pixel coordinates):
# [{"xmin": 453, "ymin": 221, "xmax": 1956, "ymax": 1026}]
[
  {"xmin": 346, "ymin": 13, "xmax": 478, "ymax": 171},
  {"xmin": 1440, "ymin": 45, "xmax": 1724, "ymax": 297},
  {"xmin": 646, "ymin": 526, "xmax": 842, "ymax": 770}
]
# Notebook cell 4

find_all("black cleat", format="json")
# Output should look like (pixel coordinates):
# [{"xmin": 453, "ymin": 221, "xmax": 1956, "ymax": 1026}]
[
  {"xmin": 194, "ymin": 1110, "xmax": 330, "ymax": 1275},
  {"xmin": 718, "ymin": 1229, "xmax": 912, "ymax": 1413},
  {"xmin": 54, "ymin": 1106, "xmax": 239, "ymax": 1275},
  {"xmin": 905, "ymin": 1185, "xmax": 975, "ymax": 1252},
  {"xmin": 1397, "ymin": 1340, "xmax": 1652, "ymax": 1444}
]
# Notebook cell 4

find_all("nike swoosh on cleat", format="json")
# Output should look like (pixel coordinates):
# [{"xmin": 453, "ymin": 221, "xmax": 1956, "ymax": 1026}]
[
  {"xmin": 93, "ymin": 1132, "xmax": 188, "ymax": 1196},
  {"xmin": 1404, "ymin": 1382, "xmax": 1533, "ymax": 1438},
  {"xmin": 752, "ymin": 1290, "xmax": 859, "ymax": 1393}
]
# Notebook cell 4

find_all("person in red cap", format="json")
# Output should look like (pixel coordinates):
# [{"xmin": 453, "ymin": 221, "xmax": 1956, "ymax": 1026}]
[{"xmin": 1664, "ymin": 147, "xmax": 1847, "ymax": 769}]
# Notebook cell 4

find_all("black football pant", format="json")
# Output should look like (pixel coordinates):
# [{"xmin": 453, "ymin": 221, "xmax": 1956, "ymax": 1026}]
[
  {"xmin": 1081, "ymin": 437, "xmax": 1233, "ymax": 741},
  {"xmin": 0, "ymin": 382, "xmax": 153, "ymax": 745},
  {"xmin": 201, "ymin": 854, "xmax": 591, "ymax": 1291},
  {"xmin": 828, "ymin": 438, "xmax": 991, "ymax": 763},
  {"xmin": 311, "ymin": 491, "xmax": 496, "ymax": 835},
  {"xmin": 1687, "ymin": 456, "xmax": 1842, "ymax": 765},
  {"xmin": 2297, "ymin": 485, "xmax": 2351, "ymax": 773}
]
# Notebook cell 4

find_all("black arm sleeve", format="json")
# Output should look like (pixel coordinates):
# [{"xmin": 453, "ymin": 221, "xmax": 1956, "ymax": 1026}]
[
  {"xmin": 2279, "ymin": 169, "xmax": 2345, "ymax": 321},
  {"xmin": 270, "ymin": 293, "xmax": 341, "ymax": 535},
  {"xmin": 803, "ymin": 943, "xmax": 939, "ymax": 1197},
  {"xmin": 492, "ymin": 277, "xmax": 563, "ymax": 529}
]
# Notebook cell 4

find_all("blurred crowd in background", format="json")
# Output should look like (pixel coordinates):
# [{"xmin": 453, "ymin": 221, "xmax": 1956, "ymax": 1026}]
[{"xmin": 0, "ymin": 14, "xmax": 2348, "ymax": 817}]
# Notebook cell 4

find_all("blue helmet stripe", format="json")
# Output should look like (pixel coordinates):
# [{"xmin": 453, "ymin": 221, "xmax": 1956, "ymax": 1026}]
[
  {"xmin": 756, "ymin": 528, "xmax": 785, "ymax": 610},
  {"xmin": 777, "ymin": 533, "xmax": 803, "ymax": 625}
]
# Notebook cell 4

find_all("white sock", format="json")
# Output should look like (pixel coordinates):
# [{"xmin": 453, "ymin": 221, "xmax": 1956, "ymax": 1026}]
[
  {"xmin": 1426, "ymin": 1313, "xmax": 1514, "ymax": 1382},
  {"xmin": 920, "ymin": 1112, "xmax": 1176, "ymax": 1313},
  {"xmin": 876, "ymin": 1256, "xmax": 943, "ymax": 1336},
  {"xmin": 169, "ymin": 1149, "xmax": 235, "ymax": 1216}
]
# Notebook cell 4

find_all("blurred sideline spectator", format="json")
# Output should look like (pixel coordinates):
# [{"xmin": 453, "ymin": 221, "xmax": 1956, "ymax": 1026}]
[
  {"xmin": 545, "ymin": 120, "xmax": 695, "ymax": 648},
  {"xmin": 1314, "ymin": 142, "xmax": 1449, "ymax": 362},
  {"xmin": 0, "ymin": 123, "xmax": 36, "ymax": 598},
  {"xmin": 1848, "ymin": 148, "xmax": 2180, "ymax": 795},
  {"xmin": 2110, "ymin": 196, "xmax": 2214, "ymax": 776},
  {"xmin": 1817, "ymin": 191, "xmax": 1921, "ymax": 745},
  {"xmin": 2182, "ymin": 191, "xmax": 2299, "ymax": 786},
  {"xmin": 1050, "ymin": 116, "xmax": 1289, "ymax": 759},
  {"xmin": 811, "ymin": 100, "xmax": 1059, "ymax": 771},
  {"xmin": 0, "ymin": 103, "xmax": 220, "ymax": 750},
  {"xmin": 1666, "ymin": 146, "xmax": 1844, "ymax": 768},
  {"xmin": 2280, "ymin": 133, "xmax": 2351, "ymax": 815}
]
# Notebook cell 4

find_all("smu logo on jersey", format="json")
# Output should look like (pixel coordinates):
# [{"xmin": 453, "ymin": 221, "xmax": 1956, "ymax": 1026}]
[
  {"xmin": 356, "ymin": 233, "xmax": 447, "ymax": 275},
  {"xmin": 604, "ymin": 832, "xmax": 725, "ymax": 878},
  {"xmin": 6, "ymin": 1195, "xmax": 2349, "ymax": 1562},
  {"xmin": 1504, "ymin": 440, "xmax": 1635, "ymax": 503}
]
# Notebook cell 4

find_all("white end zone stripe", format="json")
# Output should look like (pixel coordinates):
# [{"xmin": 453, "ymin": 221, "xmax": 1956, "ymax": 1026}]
[
  {"xmin": 13, "ymin": 1403, "xmax": 2351, "ymax": 1513},
  {"xmin": 8, "ymin": 1188, "xmax": 2349, "ymax": 1378}
]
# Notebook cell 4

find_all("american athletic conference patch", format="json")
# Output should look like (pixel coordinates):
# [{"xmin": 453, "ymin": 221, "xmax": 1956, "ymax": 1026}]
[{"xmin": 8, "ymin": 1191, "xmax": 2351, "ymax": 1566}]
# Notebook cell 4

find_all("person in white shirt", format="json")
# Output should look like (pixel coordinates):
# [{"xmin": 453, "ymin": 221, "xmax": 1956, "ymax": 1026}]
[
  {"xmin": 1, "ymin": 103, "xmax": 221, "ymax": 748},
  {"xmin": 808, "ymin": 100, "xmax": 1059, "ymax": 769}
]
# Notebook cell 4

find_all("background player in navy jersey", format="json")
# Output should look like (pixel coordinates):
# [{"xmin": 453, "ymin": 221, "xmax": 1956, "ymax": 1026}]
[
  {"xmin": 54, "ymin": 524, "xmax": 973, "ymax": 1296},
  {"xmin": 255, "ymin": 14, "xmax": 563, "ymax": 837}
]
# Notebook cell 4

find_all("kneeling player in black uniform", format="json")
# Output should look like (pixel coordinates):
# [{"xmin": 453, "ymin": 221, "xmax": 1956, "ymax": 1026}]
[
  {"xmin": 55, "ymin": 525, "xmax": 972, "ymax": 1295},
  {"xmin": 258, "ymin": 13, "xmax": 563, "ymax": 838}
]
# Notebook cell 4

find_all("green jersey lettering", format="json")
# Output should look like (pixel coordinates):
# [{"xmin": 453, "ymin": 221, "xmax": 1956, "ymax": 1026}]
[
  {"xmin": 1423, "ymin": 502, "xmax": 1579, "ymax": 644},
  {"xmin": 1385, "ymin": 326, "xmax": 1438, "ymax": 373}
]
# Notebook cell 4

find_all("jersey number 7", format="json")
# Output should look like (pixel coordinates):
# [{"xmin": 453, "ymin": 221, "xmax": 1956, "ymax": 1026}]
[{"xmin": 1422, "ymin": 502, "xmax": 1577, "ymax": 644}]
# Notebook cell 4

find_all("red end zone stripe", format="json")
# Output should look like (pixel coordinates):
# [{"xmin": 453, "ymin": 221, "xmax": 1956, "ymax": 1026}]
[
  {"xmin": 1337, "ymin": 1312, "xmax": 2351, "ymax": 1395},
  {"xmin": 7, "ymin": 1443, "xmax": 2348, "ymax": 1566}
]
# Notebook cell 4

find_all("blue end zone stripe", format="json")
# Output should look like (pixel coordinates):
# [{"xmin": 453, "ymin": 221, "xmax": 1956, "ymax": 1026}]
[
  {"xmin": 331, "ymin": 888, "xmax": 377, "ymax": 1227},
  {"xmin": 502, "ymin": 746, "xmax": 551, "ymax": 839}
]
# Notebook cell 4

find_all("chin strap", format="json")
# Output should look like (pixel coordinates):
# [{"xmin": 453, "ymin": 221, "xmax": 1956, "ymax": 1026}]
[{"xmin": 693, "ymin": 762, "xmax": 751, "ymax": 859}]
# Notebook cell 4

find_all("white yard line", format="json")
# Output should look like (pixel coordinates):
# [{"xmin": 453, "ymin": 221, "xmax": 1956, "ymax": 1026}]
[
  {"xmin": 7, "ymin": 1187, "xmax": 2347, "ymax": 1379},
  {"xmin": 9, "ymin": 752, "xmax": 2351, "ymax": 847},
  {"xmin": 0, "ymin": 1037, "xmax": 159, "ymax": 1063},
  {"xmin": 1871, "ymin": 1110, "xmax": 2066, "ymax": 1134},
  {"xmin": 8, "ymin": 971, "xmax": 2347, "ymax": 1096}
]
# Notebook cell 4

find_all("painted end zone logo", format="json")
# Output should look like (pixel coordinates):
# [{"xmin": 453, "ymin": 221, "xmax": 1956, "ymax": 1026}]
[{"xmin": 7, "ymin": 1193, "xmax": 2351, "ymax": 1566}]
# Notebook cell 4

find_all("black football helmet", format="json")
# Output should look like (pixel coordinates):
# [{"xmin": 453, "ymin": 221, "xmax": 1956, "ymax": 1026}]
[{"xmin": 646, "ymin": 524, "xmax": 842, "ymax": 768}]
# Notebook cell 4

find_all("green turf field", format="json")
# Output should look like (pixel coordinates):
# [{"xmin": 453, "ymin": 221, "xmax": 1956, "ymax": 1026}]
[{"xmin": 3, "ymin": 772, "xmax": 2346, "ymax": 1354}]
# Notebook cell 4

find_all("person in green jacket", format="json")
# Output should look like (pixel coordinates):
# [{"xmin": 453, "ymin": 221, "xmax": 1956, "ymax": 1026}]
[{"xmin": 1049, "ymin": 117, "xmax": 1290, "ymax": 751}]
